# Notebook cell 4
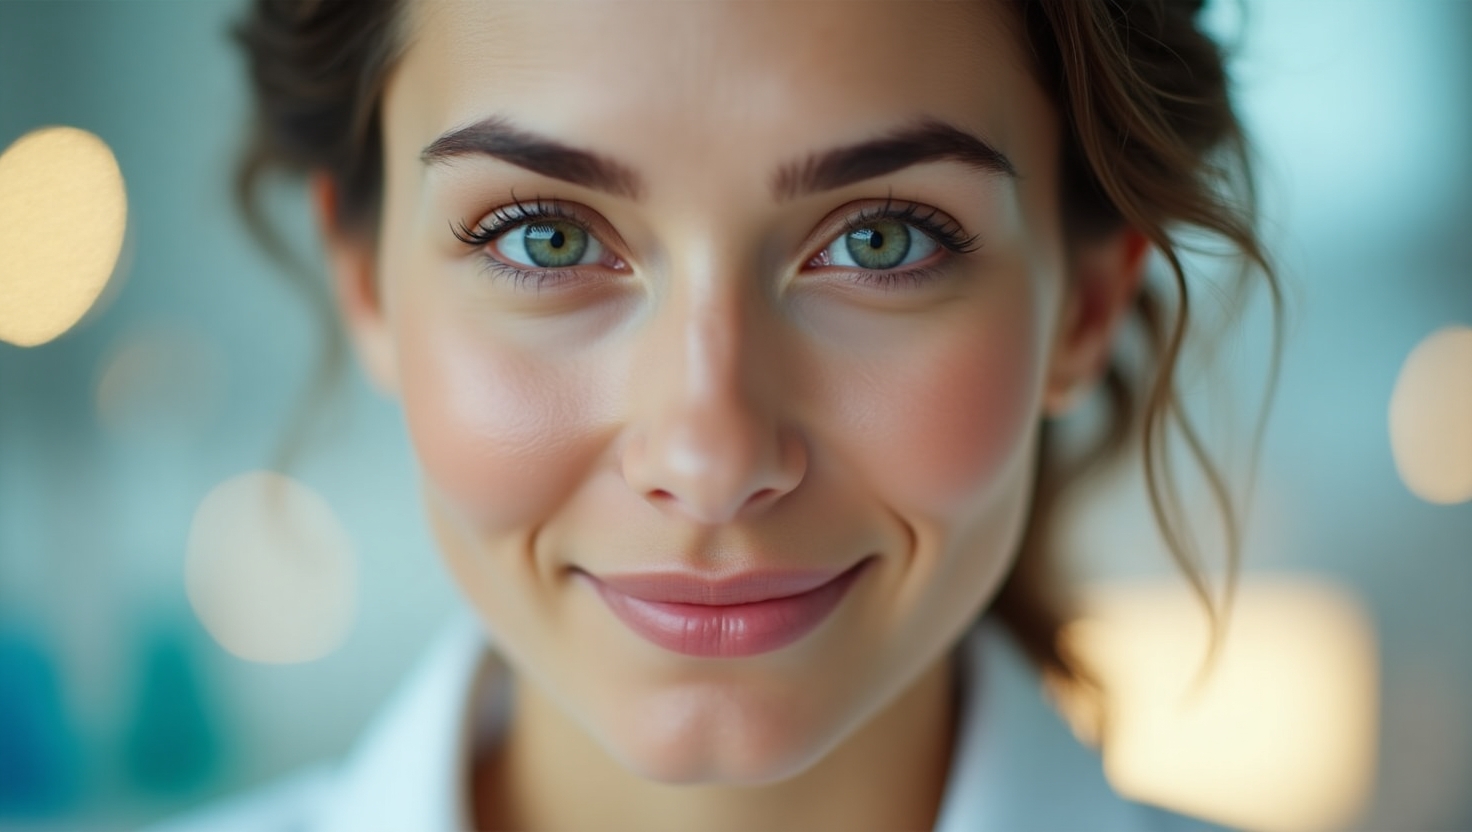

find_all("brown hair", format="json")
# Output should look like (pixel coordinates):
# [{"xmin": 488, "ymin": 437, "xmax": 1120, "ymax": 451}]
[{"xmin": 234, "ymin": 0, "xmax": 1281, "ymax": 687}]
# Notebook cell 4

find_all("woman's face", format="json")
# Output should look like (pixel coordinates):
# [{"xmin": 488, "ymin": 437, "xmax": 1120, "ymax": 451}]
[{"xmin": 336, "ymin": 0, "xmax": 1116, "ymax": 785}]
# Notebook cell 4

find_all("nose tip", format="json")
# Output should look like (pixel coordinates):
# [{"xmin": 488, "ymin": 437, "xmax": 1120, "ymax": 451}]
[
  {"xmin": 622, "ymin": 413, "xmax": 807, "ymax": 525},
  {"xmin": 620, "ymin": 261, "xmax": 805, "ymax": 525}
]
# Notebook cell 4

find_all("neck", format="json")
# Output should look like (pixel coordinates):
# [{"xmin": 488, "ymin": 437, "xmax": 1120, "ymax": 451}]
[{"xmin": 473, "ymin": 654, "xmax": 959, "ymax": 832}]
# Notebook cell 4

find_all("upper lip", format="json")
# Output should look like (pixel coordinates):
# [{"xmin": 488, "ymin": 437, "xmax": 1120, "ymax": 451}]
[{"xmin": 581, "ymin": 560, "xmax": 869, "ymax": 606}]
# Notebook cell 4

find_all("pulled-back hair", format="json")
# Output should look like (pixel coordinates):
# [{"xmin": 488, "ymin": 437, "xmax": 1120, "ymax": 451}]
[{"xmin": 235, "ymin": 0, "xmax": 1280, "ymax": 688}]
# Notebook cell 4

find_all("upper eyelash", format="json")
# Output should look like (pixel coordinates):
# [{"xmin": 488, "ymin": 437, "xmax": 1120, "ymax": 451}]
[
  {"xmin": 838, "ymin": 197, "xmax": 981, "ymax": 255},
  {"xmin": 451, "ymin": 195, "xmax": 590, "ymax": 248}
]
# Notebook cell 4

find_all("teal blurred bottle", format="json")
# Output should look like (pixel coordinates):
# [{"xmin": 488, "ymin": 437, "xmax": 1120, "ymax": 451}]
[
  {"xmin": 121, "ymin": 616, "xmax": 221, "ymax": 797},
  {"xmin": 0, "ymin": 623, "xmax": 81, "ymax": 817}
]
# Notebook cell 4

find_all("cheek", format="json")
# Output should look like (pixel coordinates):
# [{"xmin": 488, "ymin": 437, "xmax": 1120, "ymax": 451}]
[
  {"xmin": 838, "ymin": 308, "xmax": 1045, "ymax": 516},
  {"xmin": 392, "ymin": 307, "xmax": 608, "ymax": 532}
]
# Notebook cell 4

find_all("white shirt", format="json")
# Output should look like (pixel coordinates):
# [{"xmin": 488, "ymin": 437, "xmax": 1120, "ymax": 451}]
[{"xmin": 151, "ymin": 612, "xmax": 1229, "ymax": 831}]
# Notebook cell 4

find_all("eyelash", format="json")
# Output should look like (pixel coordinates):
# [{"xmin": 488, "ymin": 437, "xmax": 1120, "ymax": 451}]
[
  {"xmin": 837, "ymin": 198, "xmax": 980, "ymax": 255},
  {"xmin": 451, "ymin": 195, "xmax": 980, "ymax": 290}
]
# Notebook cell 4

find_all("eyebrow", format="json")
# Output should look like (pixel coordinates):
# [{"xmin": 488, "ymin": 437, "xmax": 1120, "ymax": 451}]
[
  {"xmin": 772, "ymin": 118, "xmax": 1017, "ymax": 201},
  {"xmin": 420, "ymin": 116, "xmax": 1016, "ymax": 202},
  {"xmin": 422, "ymin": 115, "xmax": 645, "ymax": 200}
]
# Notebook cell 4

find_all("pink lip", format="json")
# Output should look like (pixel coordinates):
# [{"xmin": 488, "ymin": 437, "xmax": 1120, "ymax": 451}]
[{"xmin": 578, "ymin": 559, "xmax": 871, "ymax": 658}]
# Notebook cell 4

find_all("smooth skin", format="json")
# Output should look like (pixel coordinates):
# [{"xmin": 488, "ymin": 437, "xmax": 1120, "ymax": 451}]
[{"xmin": 317, "ymin": 1, "xmax": 1148, "ymax": 829}]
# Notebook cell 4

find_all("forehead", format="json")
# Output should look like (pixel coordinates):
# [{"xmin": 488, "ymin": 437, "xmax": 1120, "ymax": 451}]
[{"xmin": 387, "ymin": 0, "xmax": 1048, "ymax": 196}]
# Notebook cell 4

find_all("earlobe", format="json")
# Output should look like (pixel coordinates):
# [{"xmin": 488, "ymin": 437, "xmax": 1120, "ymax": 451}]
[
  {"xmin": 1043, "ymin": 227, "xmax": 1150, "ymax": 417},
  {"xmin": 311, "ymin": 174, "xmax": 399, "ymax": 395}
]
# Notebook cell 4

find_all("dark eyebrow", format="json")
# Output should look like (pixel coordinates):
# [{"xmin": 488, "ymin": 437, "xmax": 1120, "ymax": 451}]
[
  {"xmin": 771, "ymin": 118, "xmax": 1017, "ymax": 202},
  {"xmin": 422, "ymin": 115, "xmax": 645, "ymax": 200},
  {"xmin": 421, "ymin": 115, "xmax": 1015, "ymax": 204}
]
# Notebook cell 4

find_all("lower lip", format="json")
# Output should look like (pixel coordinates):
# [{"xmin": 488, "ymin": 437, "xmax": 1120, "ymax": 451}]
[{"xmin": 585, "ymin": 562, "xmax": 869, "ymax": 658}]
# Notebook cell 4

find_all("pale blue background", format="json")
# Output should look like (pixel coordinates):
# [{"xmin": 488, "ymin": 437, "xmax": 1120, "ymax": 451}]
[{"xmin": 1, "ymin": 1, "xmax": 1469, "ymax": 829}]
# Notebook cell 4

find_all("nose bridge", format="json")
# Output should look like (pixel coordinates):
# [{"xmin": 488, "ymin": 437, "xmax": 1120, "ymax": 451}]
[
  {"xmin": 680, "ymin": 272, "xmax": 746, "ymax": 408},
  {"xmin": 623, "ymin": 247, "xmax": 803, "ymax": 524}
]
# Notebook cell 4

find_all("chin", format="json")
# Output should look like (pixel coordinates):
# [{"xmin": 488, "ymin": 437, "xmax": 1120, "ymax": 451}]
[{"xmin": 595, "ymin": 682, "xmax": 843, "ymax": 786}]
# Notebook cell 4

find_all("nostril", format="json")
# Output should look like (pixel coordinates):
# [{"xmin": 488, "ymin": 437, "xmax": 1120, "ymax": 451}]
[
  {"xmin": 746, "ymin": 487, "xmax": 780, "ymax": 508},
  {"xmin": 623, "ymin": 422, "xmax": 808, "ymax": 524},
  {"xmin": 643, "ymin": 488, "xmax": 697, "ymax": 516},
  {"xmin": 641, "ymin": 485, "xmax": 783, "ymax": 525}
]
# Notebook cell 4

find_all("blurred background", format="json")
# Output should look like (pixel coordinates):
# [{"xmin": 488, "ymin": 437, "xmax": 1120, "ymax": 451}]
[{"xmin": 0, "ymin": 1, "xmax": 1468, "ymax": 830}]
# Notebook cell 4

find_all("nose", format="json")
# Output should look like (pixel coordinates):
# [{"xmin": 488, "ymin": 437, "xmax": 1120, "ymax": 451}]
[{"xmin": 621, "ymin": 277, "xmax": 806, "ymax": 525}]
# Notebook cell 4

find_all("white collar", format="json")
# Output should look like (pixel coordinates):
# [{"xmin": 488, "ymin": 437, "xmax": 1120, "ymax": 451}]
[
  {"xmin": 312, "ymin": 613, "xmax": 500, "ymax": 832},
  {"xmin": 313, "ymin": 609, "xmax": 1212, "ymax": 832}
]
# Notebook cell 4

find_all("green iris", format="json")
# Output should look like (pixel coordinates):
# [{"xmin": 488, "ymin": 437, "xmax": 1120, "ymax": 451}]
[
  {"xmin": 522, "ymin": 221, "xmax": 588, "ymax": 268},
  {"xmin": 844, "ymin": 219, "xmax": 911, "ymax": 270}
]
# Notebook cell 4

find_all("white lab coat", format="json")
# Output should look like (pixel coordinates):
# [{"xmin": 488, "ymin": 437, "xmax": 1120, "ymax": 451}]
[{"xmin": 149, "ymin": 613, "xmax": 1230, "ymax": 831}]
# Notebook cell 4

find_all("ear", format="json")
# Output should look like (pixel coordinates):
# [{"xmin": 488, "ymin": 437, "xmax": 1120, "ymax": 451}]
[
  {"xmin": 1042, "ymin": 226, "xmax": 1150, "ymax": 417},
  {"xmin": 312, "ymin": 174, "xmax": 399, "ymax": 395}
]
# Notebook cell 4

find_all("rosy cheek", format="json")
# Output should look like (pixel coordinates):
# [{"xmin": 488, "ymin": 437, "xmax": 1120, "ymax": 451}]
[
  {"xmin": 395, "ymin": 316, "xmax": 605, "ymax": 532},
  {"xmin": 841, "ymin": 311, "xmax": 1043, "ymax": 515}
]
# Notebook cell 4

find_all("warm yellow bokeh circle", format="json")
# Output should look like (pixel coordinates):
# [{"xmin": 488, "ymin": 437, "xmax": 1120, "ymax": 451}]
[
  {"xmin": 1389, "ymin": 325, "xmax": 1472, "ymax": 505},
  {"xmin": 0, "ymin": 126, "xmax": 127, "ymax": 347}
]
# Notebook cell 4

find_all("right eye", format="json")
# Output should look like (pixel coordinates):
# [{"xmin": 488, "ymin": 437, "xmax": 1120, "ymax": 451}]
[
  {"xmin": 494, "ymin": 219, "xmax": 606, "ymax": 269},
  {"xmin": 452, "ymin": 198, "xmax": 628, "ymax": 288}
]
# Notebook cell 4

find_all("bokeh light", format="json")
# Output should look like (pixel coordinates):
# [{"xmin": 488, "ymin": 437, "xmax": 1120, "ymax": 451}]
[
  {"xmin": 1389, "ymin": 325, "xmax": 1472, "ymax": 505},
  {"xmin": 94, "ymin": 328, "xmax": 226, "ymax": 442},
  {"xmin": 186, "ymin": 472, "xmax": 357, "ymax": 665},
  {"xmin": 0, "ymin": 126, "xmax": 127, "ymax": 347},
  {"xmin": 1064, "ymin": 577, "xmax": 1379, "ymax": 832}
]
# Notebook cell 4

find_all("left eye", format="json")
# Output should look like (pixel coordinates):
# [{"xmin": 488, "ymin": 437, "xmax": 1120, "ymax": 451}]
[
  {"xmin": 495, "ymin": 220, "xmax": 605, "ymax": 269},
  {"xmin": 822, "ymin": 219, "xmax": 939, "ymax": 270}
]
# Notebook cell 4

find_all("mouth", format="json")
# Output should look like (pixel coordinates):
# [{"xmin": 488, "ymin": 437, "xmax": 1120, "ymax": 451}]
[{"xmin": 575, "ymin": 558, "xmax": 874, "ymax": 658}]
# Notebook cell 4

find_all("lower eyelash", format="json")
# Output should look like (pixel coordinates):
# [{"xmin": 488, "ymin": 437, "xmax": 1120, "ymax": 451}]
[
  {"xmin": 847, "ymin": 263, "xmax": 949, "ymax": 291},
  {"xmin": 475, "ymin": 258, "xmax": 581, "ymax": 292}
]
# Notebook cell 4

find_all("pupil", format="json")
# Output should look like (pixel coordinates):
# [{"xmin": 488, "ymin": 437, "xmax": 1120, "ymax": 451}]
[
  {"xmin": 844, "ymin": 221, "xmax": 909, "ymax": 270},
  {"xmin": 549, "ymin": 229, "xmax": 565, "ymax": 249}
]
